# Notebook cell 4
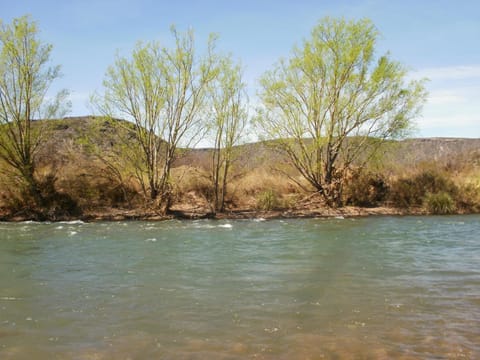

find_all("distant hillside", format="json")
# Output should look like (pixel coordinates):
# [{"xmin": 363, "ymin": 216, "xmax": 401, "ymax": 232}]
[
  {"xmin": 38, "ymin": 116, "xmax": 479, "ymax": 170},
  {"xmin": 389, "ymin": 137, "xmax": 480, "ymax": 165}
]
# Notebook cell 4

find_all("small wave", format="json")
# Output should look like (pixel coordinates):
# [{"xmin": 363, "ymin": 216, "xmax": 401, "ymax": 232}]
[
  {"xmin": 264, "ymin": 327, "xmax": 279, "ymax": 333},
  {"xmin": 145, "ymin": 238, "xmax": 157, "ymax": 242},
  {"xmin": 21, "ymin": 220, "xmax": 49, "ymax": 226},
  {"xmin": 68, "ymin": 231, "xmax": 78, "ymax": 236},
  {"xmin": 218, "ymin": 224, "xmax": 233, "ymax": 229},
  {"xmin": 389, "ymin": 303, "xmax": 404, "ymax": 309},
  {"xmin": 446, "ymin": 221, "xmax": 465, "ymax": 226},
  {"xmin": 192, "ymin": 223, "xmax": 216, "ymax": 229},
  {"xmin": 159, "ymin": 287, "xmax": 177, "ymax": 292},
  {"xmin": 335, "ymin": 216, "xmax": 345, "ymax": 220},
  {"xmin": 59, "ymin": 220, "xmax": 84, "ymax": 225}
]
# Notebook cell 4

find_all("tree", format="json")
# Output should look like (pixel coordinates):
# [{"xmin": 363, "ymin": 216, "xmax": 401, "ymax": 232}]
[
  {"xmin": 0, "ymin": 15, "xmax": 69, "ymax": 206},
  {"xmin": 208, "ymin": 56, "xmax": 247, "ymax": 212},
  {"xmin": 95, "ymin": 27, "xmax": 218, "ymax": 213},
  {"xmin": 256, "ymin": 17, "xmax": 427, "ymax": 206}
]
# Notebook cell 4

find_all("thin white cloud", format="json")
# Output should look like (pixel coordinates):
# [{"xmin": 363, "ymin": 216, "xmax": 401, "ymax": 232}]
[
  {"xmin": 409, "ymin": 65, "xmax": 480, "ymax": 137},
  {"xmin": 419, "ymin": 98, "xmax": 479, "ymax": 137},
  {"xmin": 420, "ymin": 112, "xmax": 477, "ymax": 128},
  {"xmin": 412, "ymin": 64, "xmax": 480, "ymax": 81},
  {"xmin": 428, "ymin": 90, "xmax": 466, "ymax": 105}
]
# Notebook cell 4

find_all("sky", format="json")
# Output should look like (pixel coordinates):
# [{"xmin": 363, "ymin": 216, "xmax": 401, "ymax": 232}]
[{"xmin": 2, "ymin": 0, "xmax": 479, "ymax": 138}]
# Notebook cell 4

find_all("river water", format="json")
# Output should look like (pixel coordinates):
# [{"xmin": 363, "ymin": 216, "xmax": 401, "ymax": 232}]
[{"xmin": 0, "ymin": 216, "xmax": 479, "ymax": 359}]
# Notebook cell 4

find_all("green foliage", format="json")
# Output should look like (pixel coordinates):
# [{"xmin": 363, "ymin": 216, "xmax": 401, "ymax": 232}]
[
  {"xmin": 256, "ymin": 189, "xmax": 279, "ymax": 211},
  {"xmin": 423, "ymin": 192, "xmax": 456, "ymax": 214},
  {"xmin": 0, "ymin": 16, "xmax": 70, "ymax": 125}
]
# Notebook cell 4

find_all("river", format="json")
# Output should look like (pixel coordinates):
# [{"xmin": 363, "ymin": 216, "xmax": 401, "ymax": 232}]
[{"xmin": 1, "ymin": 216, "xmax": 479, "ymax": 359}]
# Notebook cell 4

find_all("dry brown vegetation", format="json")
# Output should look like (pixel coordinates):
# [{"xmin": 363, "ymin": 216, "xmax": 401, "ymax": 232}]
[{"xmin": 0, "ymin": 116, "xmax": 479, "ymax": 220}]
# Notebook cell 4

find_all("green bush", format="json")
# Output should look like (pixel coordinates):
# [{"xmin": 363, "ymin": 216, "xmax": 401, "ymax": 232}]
[
  {"xmin": 423, "ymin": 192, "xmax": 456, "ymax": 214},
  {"xmin": 256, "ymin": 189, "xmax": 279, "ymax": 211}
]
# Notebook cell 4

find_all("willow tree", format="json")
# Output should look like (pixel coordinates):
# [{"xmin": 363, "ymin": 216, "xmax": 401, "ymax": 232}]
[
  {"xmin": 0, "ymin": 16, "xmax": 69, "ymax": 206},
  {"xmin": 208, "ymin": 56, "xmax": 247, "ymax": 212},
  {"xmin": 256, "ymin": 17, "xmax": 427, "ymax": 206},
  {"xmin": 96, "ymin": 27, "xmax": 218, "ymax": 212}
]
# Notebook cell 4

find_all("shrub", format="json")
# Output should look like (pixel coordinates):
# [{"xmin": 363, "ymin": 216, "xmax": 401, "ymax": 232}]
[
  {"xmin": 256, "ymin": 189, "xmax": 279, "ymax": 211},
  {"xmin": 456, "ymin": 182, "xmax": 480, "ymax": 213},
  {"xmin": 37, "ymin": 173, "xmax": 81, "ymax": 218},
  {"xmin": 389, "ymin": 170, "xmax": 457, "ymax": 208},
  {"xmin": 423, "ymin": 192, "xmax": 456, "ymax": 214},
  {"xmin": 344, "ymin": 171, "xmax": 388, "ymax": 207},
  {"xmin": 0, "ymin": 172, "xmax": 81, "ymax": 220},
  {"xmin": 58, "ymin": 171, "xmax": 140, "ymax": 210}
]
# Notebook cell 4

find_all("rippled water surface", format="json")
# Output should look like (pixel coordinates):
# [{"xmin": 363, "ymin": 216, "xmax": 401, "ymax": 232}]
[{"xmin": 0, "ymin": 216, "xmax": 479, "ymax": 359}]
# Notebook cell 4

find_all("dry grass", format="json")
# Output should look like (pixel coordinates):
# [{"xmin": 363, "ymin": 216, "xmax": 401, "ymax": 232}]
[
  {"xmin": 171, "ymin": 166, "xmax": 213, "ymax": 200},
  {"xmin": 229, "ymin": 169, "xmax": 308, "ymax": 209},
  {"xmin": 40, "ymin": 159, "xmax": 142, "ymax": 210},
  {"xmin": 453, "ymin": 167, "xmax": 480, "ymax": 212},
  {"xmin": 169, "ymin": 166, "xmax": 310, "ymax": 211}
]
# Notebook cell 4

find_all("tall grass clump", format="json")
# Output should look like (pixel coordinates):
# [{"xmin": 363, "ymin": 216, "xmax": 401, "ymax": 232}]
[
  {"xmin": 423, "ymin": 192, "xmax": 456, "ymax": 214},
  {"xmin": 256, "ymin": 189, "xmax": 279, "ymax": 211}
]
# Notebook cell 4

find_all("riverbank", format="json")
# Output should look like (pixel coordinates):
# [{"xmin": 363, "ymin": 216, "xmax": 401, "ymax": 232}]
[
  {"xmin": 83, "ymin": 206, "xmax": 415, "ymax": 222},
  {"xmin": 0, "ymin": 204, "xmax": 453, "ymax": 222},
  {"xmin": 1, "ymin": 118, "xmax": 478, "ymax": 222}
]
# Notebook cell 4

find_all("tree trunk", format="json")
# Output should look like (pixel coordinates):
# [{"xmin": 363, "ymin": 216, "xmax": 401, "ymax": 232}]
[
  {"xmin": 219, "ymin": 159, "xmax": 230, "ymax": 213},
  {"xmin": 22, "ymin": 164, "xmax": 44, "ymax": 208}
]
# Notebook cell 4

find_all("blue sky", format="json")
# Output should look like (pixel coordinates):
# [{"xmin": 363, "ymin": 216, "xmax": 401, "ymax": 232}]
[{"xmin": 2, "ymin": 0, "xmax": 479, "ymax": 138}]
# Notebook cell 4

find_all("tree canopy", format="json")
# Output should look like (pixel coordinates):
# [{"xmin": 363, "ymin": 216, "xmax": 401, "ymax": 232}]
[
  {"xmin": 208, "ymin": 56, "xmax": 248, "ymax": 212},
  {"xmin": 0, "ymin": 15, "xmax": 69, "ymax": 206},
  {"xmin": 256, "ymin": 17, "xmax": 427, "ymax": 205},
  {"xmin": 94, "ymin": 27, "xmax": 219, "ymax": 212}
]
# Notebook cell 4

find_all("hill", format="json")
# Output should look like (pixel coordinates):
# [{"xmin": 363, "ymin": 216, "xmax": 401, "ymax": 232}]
[{"xmin": 32, "ymin": 116, "xmax": 480, "ymax": 171}]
